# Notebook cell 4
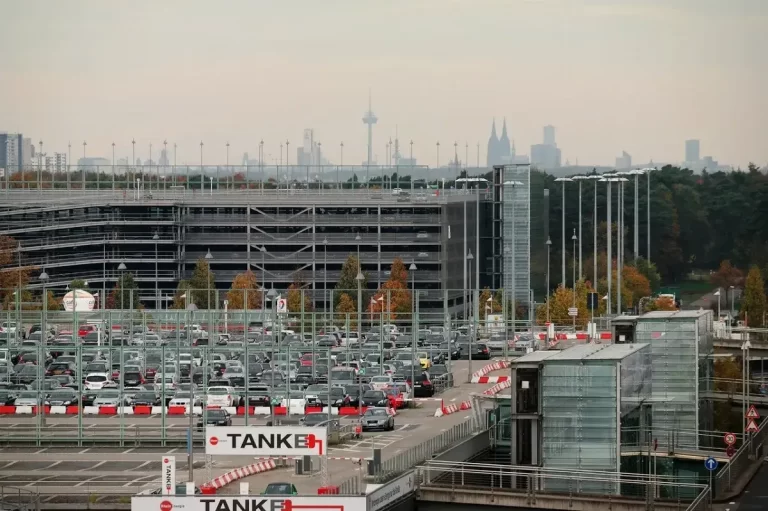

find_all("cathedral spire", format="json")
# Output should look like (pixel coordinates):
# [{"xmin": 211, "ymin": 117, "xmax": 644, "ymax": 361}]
[
  {"xmin": 498, "ymin": 117, "xmax": 511, "ymax": 162},
  {"xmin": 487, "ymin": 118, "xmax": 500, "ymax": 167}
]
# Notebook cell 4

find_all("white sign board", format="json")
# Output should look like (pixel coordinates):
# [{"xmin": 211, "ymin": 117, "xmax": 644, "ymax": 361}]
[
  {"xmin": 368, "ymin": 470, "xmax": 415, "ymax": 511},
  {"xmin": 62, "ymin": 289, "xmax": 96, "ymax": 312},
  {"xmin": 205, "ymin": 427, "xmax": 327, "ymax": 456},
  {"xmin": 567, "ymin": 307, "xmax": 578, "ymax": 317},
  {"xmin": 162, "ymin": 456, "xmax": 176, "ymax": 495},
  {"xmin": 276, "ymin": 298, "xmax": 288, "ymax": 314},
  {"xmin": 132, "ymin": 496, "xmax": 367, "ymax": 511}
]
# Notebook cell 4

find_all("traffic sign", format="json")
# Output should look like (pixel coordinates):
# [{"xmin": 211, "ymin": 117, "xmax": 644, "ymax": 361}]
[
  {"xmin": 724, "ymin": 432, "xmax": 736, "ymax": 446},
  {"xmin": 746, "ymin": 405, "xmax": 760, "ymax": 419},
  {"xmin": 568, "ymin": 307, "xmax": 578, "ymax": 317},
  {"xmin": 276, "ymin": 298, "xmax": 288, "ymax": 314},
  {"xmin": 704, "ymin": 457, "xmax": 718, "ymax": 471},
  {"xmin": 726, "ymin": 446, "xmax": 735, "ymax": 458},
  {"xmin": 746, "ymin": 419, "xmax": 759, "ymax": 433}
]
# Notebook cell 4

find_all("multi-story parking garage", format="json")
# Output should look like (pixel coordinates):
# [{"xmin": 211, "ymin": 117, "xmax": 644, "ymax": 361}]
[{"xmin": 0, "ymin": 185, "xmax": 485, "ymax": 313}]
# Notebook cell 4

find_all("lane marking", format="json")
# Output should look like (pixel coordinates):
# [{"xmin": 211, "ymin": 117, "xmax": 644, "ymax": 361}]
[{"xmin": 79, "ymin": 448, "xmax": 90, "ymax": 454}]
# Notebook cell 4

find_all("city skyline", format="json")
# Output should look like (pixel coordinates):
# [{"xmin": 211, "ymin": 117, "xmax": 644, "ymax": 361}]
[{"xmin": 1, "ymin": 1, "xmax": 766, "ymax": 169}]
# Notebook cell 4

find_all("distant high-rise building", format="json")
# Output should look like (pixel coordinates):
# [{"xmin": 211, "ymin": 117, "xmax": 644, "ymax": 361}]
[
  {"xmin": 0, "ymin": 133, "xmax": 23, "ymax": 174},
  {"xmin": 685, "ymin": 139, "xmax": 700, "ymax": 163},
  {"xmin": 362, "ymin": 92, "xmax": 377, "ymax": 165},
  {"xmin": 22, "ymin": 138, "xmax": 34, "ymax": 166},
  {"xmin": 45, "ymin": 153, "xmax": 68, "ymax": 173},
  {"xmin": 530, "ymin": 125, "xmax": 561, "ymax": 169},
  {"xmin": 543, "ymin": 125, "xmax": 556, "ymax": 147},
  {"xmin": 615, "ymin": 151, "xmax": 632, "ymax": 170},
  {"xmin": 158, "ymin": 148, "xmax": 169, "ymax": 166}
]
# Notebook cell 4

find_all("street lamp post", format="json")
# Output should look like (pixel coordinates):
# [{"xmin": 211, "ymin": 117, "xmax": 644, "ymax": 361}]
[
  {"xmin": 323, "ymin": 238, "xmax": 328, "ymax": 325},
  {"xmin": 572, "ymin": 229, "xmax": 578, "ymax": 328},
  {"xmin": 644, "ymin": 168, "xmax": 656, "ymax": 262},
  {"xmin": 39, "ymin": 270, "xmax": 49, "ymax": 427},
  {"xmin": 587, "ymin": 175, "xmax": 601, "ymax": 283},
  {"xmin": 355, "ymin": 265, "xmax": 364, "ymax": 419},
  {"xmin": 546, "ymin": 238, "xmax": 552, "ymax": 323},
  {"xmin": 714, "ymin": 288, "xmax": 721, "ymax": 319},
  {"xmin": 467, "ymin": 250, "xmax": 474, "ymax": 381},
  {"xmin": 506, "ymin": 180, "xmax": 523, "ymax": 355},
  {"xmin": 266, "ymin": 288, "xmax": 278, "ymax": 425},
  {"xmin": 153, "ymin": 232, "xmax": 159, "ymax": 309},
  {"xmin": 617, "ymin": 175, "xmax": 629, "ymax": 313},
  {"xmin": 572, "ymin": 176, "xmax": 586, "ymax": 280},
  {"xmin": 554, "ymin": 178, "xmax": 572, "ymax": 286}
]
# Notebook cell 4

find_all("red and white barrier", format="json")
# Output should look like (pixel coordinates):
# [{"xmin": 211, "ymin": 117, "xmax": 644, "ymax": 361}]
[
  {"xmin": 483, "ymin": 379, "xmax": 512, "ymax": 396},
  {"xmin": 470, "ymin": 360, "xmax": 511, "ymax": 383},
  {"xmin": 434, "ymin": 399, "xmax": 472, "ymax": 417},
  {"xmin": 0, "ymin": 404, "xmax": 394, "ymax": 416},
  {"xmin": 208, "ymin": 459, "xmax": 277, "ymax": 490}
]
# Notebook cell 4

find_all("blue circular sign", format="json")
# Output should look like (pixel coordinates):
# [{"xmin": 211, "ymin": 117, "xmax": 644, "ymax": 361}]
[{"xmin": 704, "ymin": 456, "xmax": 718, "ymax": 471}]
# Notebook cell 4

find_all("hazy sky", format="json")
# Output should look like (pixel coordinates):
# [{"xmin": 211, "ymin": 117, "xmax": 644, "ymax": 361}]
[{"xmin": 1, "ymin": 0, "xmax": 766, "ymax": 168}]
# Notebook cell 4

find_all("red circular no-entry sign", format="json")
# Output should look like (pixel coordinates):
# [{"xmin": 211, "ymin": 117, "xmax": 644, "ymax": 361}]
[
  {"xmin": 209, "ymin": 436, "xmax": 218, "ymax": 446},
  {"xmin": 160, "ymin": 501, "xmax": 173, "ymax": 511},
  {"xmin": 726, "ymin": 446, "xmax": 735, "ymax": 458}
]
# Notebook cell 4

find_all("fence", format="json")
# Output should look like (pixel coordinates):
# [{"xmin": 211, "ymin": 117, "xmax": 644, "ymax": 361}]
[{"xmin": 416, "ymin": 460, "xmax": 710, "ymax": 509}]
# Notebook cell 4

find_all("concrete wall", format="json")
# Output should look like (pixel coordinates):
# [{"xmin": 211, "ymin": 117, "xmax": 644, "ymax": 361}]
[{"xmin": 424, "ymin": 430, "xmax": 492, "ymax": 484}]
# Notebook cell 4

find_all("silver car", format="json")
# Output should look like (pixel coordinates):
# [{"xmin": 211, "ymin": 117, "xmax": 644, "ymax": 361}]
[
  {"xmin": 14, "ymin": 391, "xmax": 41, "ymax": 407},
  {"xmin": 93, "ymin": 389, "xmax": 128, "ymax": 407},
  {"xmin": 361, "ymin": 407, "xmax": 394, "ymax": 431}
]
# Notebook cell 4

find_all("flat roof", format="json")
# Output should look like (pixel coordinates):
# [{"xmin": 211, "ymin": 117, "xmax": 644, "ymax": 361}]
[
  {"xmin": 512, "ymin": 350, "xmax": 560, "ymax": 364},
  {"xmin": 545, "ymin": 342, "xmax": 648, "ymax": 362},
  {"xmin": 640, "ymin": 310, "xmax": 712, "ymax": 320}
]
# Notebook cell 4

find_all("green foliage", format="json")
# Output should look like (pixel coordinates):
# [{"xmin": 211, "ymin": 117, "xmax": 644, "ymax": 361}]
[
  {"xmin": 189, "ymin": 258, "xmax": 216, "ymax": 309},
  {"xmin": 631, "ymin": 258, "xmax": 661, "ymax": 292},
  {"xmin": 334, "ymin": 254, "xmax": 368, "ymax": 309},
  {"xmin": 108, "ymin": 272, "xmax": 140, "ymax": 309},
  {"xmin": 742, "ymin": 266, "xmax": 767, "ymax": 327}
]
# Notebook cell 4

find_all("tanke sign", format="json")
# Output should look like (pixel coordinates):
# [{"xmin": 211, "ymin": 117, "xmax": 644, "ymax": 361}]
[
  {"xmin": 205, "ymin": 427, "xmax": 327, "ymax": 456},
  {"xmin": 132, "ymin": 496, "xmax": 367, "ymax": 511},
  {"xmin": 162, "ymin": 456, "xmax": 176, "ymax": 495}
]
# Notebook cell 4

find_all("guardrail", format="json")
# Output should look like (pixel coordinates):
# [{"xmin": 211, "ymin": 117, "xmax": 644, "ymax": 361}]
[{"xmin": 416, "ymin": 460, "xmax": 710, "ymax": 508}]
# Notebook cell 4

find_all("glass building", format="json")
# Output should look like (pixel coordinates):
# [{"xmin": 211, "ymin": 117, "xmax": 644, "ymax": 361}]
[
  {"xmin": 502, "ymin": 164, "xmax": 531, "ymax": 306},
  {"xmin": 634, "ymin": 310, "xmax": 714, "ymax": 449},
  {"xmin": 539, "ymin": 343, "xmax": 652, "ymax": 494}
]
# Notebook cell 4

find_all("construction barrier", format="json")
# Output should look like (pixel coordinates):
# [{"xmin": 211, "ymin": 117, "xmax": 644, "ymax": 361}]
[
  {"xmin": 434, "ymin": 399, "xmax": 472, "ymax": 417},
  {"xmin": 208, "ymin": 459, "xmax": 277, "ymax": 490},
  {"xmin": 483, "ymin": 379, "xmax": 512, "ymax": 396}
]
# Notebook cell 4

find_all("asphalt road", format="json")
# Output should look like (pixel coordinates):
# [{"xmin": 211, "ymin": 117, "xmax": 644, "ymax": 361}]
[{"xmin": 0, "ymin": 359, "xmax": 505, "ymax": 502}]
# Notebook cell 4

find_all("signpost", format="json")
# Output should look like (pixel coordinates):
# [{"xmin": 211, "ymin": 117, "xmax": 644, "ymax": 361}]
[
  {"xmin": 567, "ymin": 307, "xmax": 578, "ymax": 317},
  {"xmin": 276, "ymin": 298, "xmax": 288, "ymax": 314},
  {"xmin": 705, "ymin": 456, "xmax": 718, "ymax": 496},
  {"xmin": 723, "ymin": 432, "xmax": 736, "ymax": 446},
  {"xmin": 162, "ymin": 456, "xmax": 176, "ymax": 496},
  {"xmin": 205, "ymin": 427, "xmax": 327, "ymax": 456},
  {"xmin": 746, "ymin": 405, "xmax": 760, "ymax": 433},
  {"xmin": 726, "ymin": 446, "xmax": 735, "ymax": 458},
  {"xmin": 132, "ymin": 496, "xmax": 367, "ymax": 511}
]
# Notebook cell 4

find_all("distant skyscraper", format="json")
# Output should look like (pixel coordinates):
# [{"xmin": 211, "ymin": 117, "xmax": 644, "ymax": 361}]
[
  {"xmin": 543, "ymin": 125, "xmax": 556, "ymax": 147},
  {"xmin": 22, "ymin": 138, "xmax": 34, "ymax": 166},
  {"xmin": 159, "ymin": 148, "xmax": 169, "ymax": 166},
  {"xmin": 685, "ymin": 139, "xmax": 700, "ymax": 163},
  {"xmin": 498, "ymin": 119, "xmax": 511, "ymax": 163},
  {"xmin": 615, "ymin": 151, "xmax": 632, "ymax": 170},
  {"xmin": 0, "ymin": 133, "xmax": 23, "ymax": 174},
  {"xmin": 530, "ymin": 125, "xmax": 561, "ymax": 169},
  {"xmin": 362, "ymin": 92, "xmax": 377, "ymax": 165}
]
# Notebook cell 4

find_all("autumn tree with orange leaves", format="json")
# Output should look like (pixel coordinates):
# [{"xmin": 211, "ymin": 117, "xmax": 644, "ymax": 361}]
[
  {"xmin": 367, "ymin": 258, "xmax": 412, "ymax": 321},
  {"xmin": 226, "ymin": 270, "xmax": 263, "ymax": 309},
  {"xmin": 645, "ymin": 295, "xmax": 678, "ymax": 312}
]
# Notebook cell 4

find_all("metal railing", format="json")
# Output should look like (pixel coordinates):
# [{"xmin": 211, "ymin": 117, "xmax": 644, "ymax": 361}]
[
  {"xmin": 416, "ymin": 460, "xmax": 710, "ymax": 507},
  {"xmin": 375, "ymin": 417, "xmax": 479, "ymax": 482},
  {"xmin": 0, "ymin": 486, "xmax": 40, "ymax": 511}
]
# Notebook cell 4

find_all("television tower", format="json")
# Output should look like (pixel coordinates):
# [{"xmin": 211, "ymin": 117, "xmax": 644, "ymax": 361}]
[{"xmin": 362, "ymin": 91, "xmax": 377, "ymax": 165}]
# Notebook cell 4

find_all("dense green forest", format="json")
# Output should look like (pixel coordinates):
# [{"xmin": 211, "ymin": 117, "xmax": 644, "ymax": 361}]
[{"xmin": 536, "ymin": 164, "xmax": 767, "ymax": 284}]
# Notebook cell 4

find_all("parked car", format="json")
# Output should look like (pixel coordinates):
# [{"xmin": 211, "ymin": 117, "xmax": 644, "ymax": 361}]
[{"xmin": 197, "ymin": 409, "xmax": 232, "ymax": 430}]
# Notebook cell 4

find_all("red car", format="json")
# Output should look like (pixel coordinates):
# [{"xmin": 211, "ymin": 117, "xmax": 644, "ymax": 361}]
[
  {"xmin": 78, "ymin": 325, "xmax": 97, "ymax": 338},
  {"xmin": 384, "ymin": 387, "xmax": 407, "ymax": 409}
]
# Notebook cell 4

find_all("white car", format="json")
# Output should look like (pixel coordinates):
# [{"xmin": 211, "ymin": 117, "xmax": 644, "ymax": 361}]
[
  {"xmin": 370, "ymin": 376, "xmax": 394, "ymax": 391},
  {"xmin": 93, "ymin": 390, "xmax": 127, "ymax": 407},
  {"xmin": 391, "ymin": 188, "xmax": 404, "ymax": 195},
  {"xmin": 206, "ymin": 386, "xmax": 236, "ymax": 407},
  {"xmin": 169, "ymin": 393, "xmax": 201, "ymax": 408},
  {"xmin": 0, "ymin": 322, "xmax": 18, "ymax": 336},
  {"xmin": 84, "ymin": 373, "xmax": 116, "ymax": 390}
]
